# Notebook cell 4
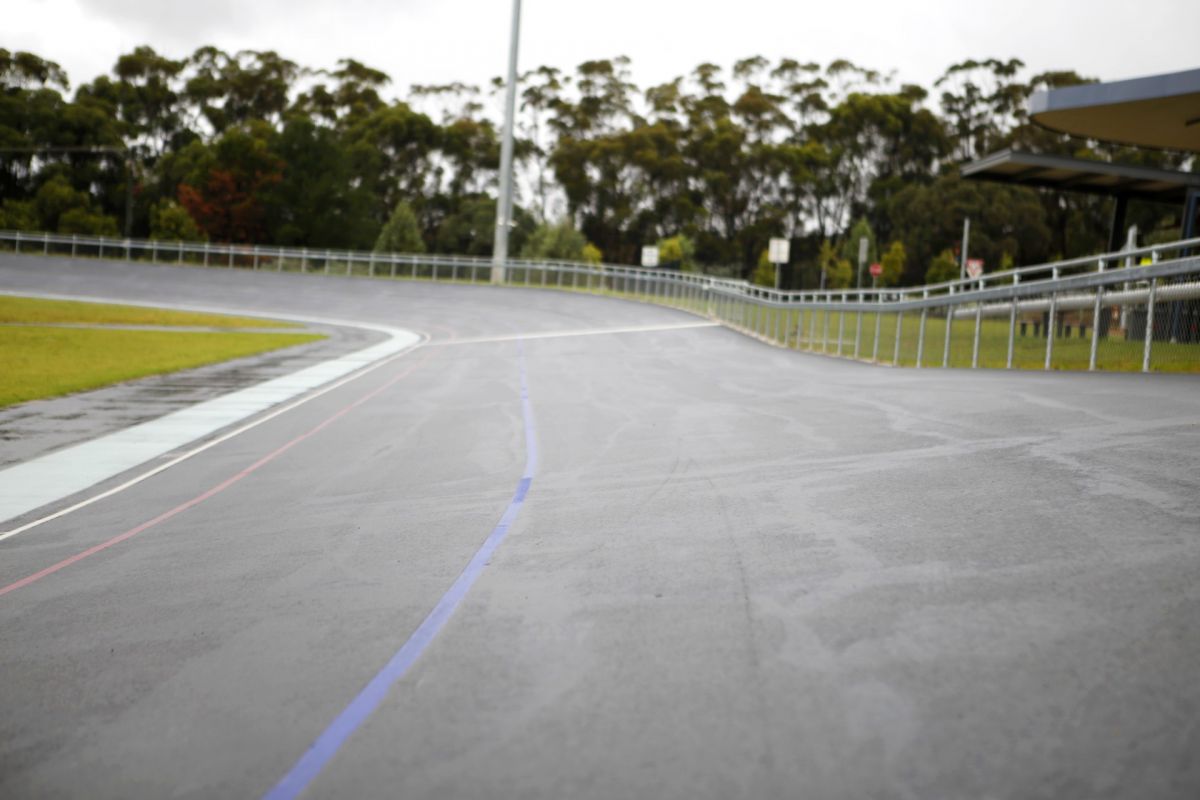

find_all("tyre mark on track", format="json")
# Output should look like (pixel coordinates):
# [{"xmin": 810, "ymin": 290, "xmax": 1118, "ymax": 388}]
[{"xmin": 262, "ymin": 340, "xmax": 538, "ymax": 800}]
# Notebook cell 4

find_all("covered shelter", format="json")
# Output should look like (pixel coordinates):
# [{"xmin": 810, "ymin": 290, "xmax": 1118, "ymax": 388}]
[
  {"xmin": 963, "ymin": 67, "xmax": 1200, "ymax": 248},
  {"xmin": 961, "ymin": 149, "xmax": 1200, "ymax": 251},
  {"xmin": 962, "ymin": 67, "xmax": 1200, "ymax": 343},
  {"xmin": 1028, "ymin": 68, "xmax": 1200, "ymax": 153}
]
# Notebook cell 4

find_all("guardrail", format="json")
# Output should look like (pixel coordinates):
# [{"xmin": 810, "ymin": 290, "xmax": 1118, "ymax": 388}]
[{"xmin": 2, "ymin": 229, "xmax": 1198, "ymax": 373}]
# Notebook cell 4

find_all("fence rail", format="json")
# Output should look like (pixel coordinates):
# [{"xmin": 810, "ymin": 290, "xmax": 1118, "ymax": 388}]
[{"xmin": 2, "ymin": 229, "xmax": 1198, "ymax": 373}]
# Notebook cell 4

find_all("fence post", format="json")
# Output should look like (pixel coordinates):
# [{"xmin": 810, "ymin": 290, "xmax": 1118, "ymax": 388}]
[
  {"xmin": 893, "ymin": 312, "xmax": 904, "ymax": 365},
  {"xmin": 1089, "ymin": 259, "xmax": 1105, "ymax": 371},
  {"xmin": 253, "ymin": 245, "xmax": 259, "ymax": 270},
  {"xmin": 836, "ymin": 296, "xmax": 846, "ymax": 355},
  {"xmin": 72, "ymin": 234, "xmax": 78, "ymax": 258},
  {"xmin": 872, "ymin": 295, "xmax": 882, "ymax": 361},
  {"xmin": 942, "ymin": 286, "xmax": 954, "ymax": 367},
  {"xmin": 971, "ymin": 282, "xmax": 983, "ymax": 368},
  {"xmin": 44, "ymin": 232, "xmax": 50, "ymax": 254},
  {"xmin": 822, "ymin": 306, "xmax": 831, "ymax": 352},
  {"xmin": 203, "ymin": 242, "xmax": 210, "ymax": 266},
  {"xmin": 1045, "ymin": 267, "xmax": 1059, "ymax": 370},
  {"xmin": 854, "ymin": 292, "xmax": 863, "ymax": 358},
  {"xmin": 228, "ymin": 246, "xmax": 234, "ymax": 268},
  {"xmin": 917, "ymin": 292, "xmax": 928, "ymax": 368},
  {"xmin": 1142, "ymin": 278, "xmax": 1157, "ymax": 373},
  {"xmin": 14, "ymin": 231, "xmax": 21, "ymax": 253},
  {"xmin": 1007, "ymin": 274, "xmax": 1019, "ymax": 369}
]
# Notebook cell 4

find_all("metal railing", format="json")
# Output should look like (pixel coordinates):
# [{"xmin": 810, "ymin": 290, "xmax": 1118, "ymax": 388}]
[{"xmin": 2, "ymin": 229, "xmax": 1198, "ymax": 373}]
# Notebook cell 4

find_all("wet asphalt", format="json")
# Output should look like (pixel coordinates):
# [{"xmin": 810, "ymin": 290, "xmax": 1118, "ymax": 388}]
[{"xmin": 1, "ymin": 254, "xmax": 1198, "ymax": 799}]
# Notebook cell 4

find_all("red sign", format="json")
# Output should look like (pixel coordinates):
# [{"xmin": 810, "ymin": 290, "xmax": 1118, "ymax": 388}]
[
  {"xmin": 966, "ymin": 258, "xmax": 984, "ymax": 278},
  {"xmin": 869, "ymin": 262, "xmax": 882, "ymax": 278}
]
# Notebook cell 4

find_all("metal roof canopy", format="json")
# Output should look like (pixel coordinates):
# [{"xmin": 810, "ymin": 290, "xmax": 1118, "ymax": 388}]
[
  {"xmin": 961, "ymin": 149, "xmax": 1200, "ymax": 204},
  {"xmin": 1029, "ymin": 68, "xmax": 1200, "ymax": 153}
]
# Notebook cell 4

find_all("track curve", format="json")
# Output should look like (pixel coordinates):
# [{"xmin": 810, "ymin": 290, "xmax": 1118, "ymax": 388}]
[{"xmin": 1, "ymin": 254, "xmax": 1199, "ymax": 799}]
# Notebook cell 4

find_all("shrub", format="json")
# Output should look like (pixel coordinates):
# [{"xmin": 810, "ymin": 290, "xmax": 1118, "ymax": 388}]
[
  {"xmin": 149, "ymin": 200, "xmax": 205, "ymax": 241},
  {"xmin": 926, "ymin": 249, "xmax": 959, "ymax": 284},
  {"xmin": 374, "ymin": 200, "xmax": 425, "ymax": 253}
]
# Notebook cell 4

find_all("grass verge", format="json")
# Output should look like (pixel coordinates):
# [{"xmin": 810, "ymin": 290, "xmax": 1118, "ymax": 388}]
[
  {"xmin": 1, "ymin": 326, "xmax": 324, "ymax": 407},
  {"xmin": 750, "ymin": 307, "xmax": 1199, "ymax": 373},
  {"xmin": 0, "ymin": 295, "xmax": 298, "ymax": 328}
]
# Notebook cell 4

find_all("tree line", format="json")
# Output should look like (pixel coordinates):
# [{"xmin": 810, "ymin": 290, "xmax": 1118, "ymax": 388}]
[{"xmin": 0, "ymin": 46, "xmax": 1191, "ymax": 287}]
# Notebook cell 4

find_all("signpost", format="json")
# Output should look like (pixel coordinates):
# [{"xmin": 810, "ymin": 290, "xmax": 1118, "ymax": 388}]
[
  {"xmin": 641, "ymin": 245, "xmax": 659, "ymax": 268},
  {"xmin": 869, "ymin": 262, "xmax": 882, "ymax": 289},
  {"xmin": 856, "ymin": 236, "xmax": 869, "ymax": 288},
  {"xmin": 768, "ymin": 237, "xmax": 789, "ymax": 290}
]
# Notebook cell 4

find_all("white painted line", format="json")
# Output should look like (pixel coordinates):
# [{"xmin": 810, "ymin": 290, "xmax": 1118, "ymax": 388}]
[
  {"xmin": 0, "ymin": 291, "xmax": 424, "ymax": 539},
  {"xmin": 432, "ymin": 320, "xmax": 719, "ymax": 346}
]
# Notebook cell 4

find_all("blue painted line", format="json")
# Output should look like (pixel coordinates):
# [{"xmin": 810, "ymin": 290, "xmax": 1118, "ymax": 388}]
[{"xmin": 262, "ymin": 341, "xmax": 538, "ymax": 800}]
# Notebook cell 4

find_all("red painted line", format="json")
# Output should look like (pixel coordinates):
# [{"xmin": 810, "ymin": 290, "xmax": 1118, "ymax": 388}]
[{"xmin": 0, "ymin": 349, "xmax": 433, "ymax": 599}]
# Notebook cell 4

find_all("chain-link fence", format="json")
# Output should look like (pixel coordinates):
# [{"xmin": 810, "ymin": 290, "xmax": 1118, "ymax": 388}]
[{"xmin": 2, "ymin": 229, "xmax": 1197, "ymax": 374}]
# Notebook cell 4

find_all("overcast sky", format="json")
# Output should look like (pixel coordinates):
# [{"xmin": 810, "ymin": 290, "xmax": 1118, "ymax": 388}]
[{"xmin": 8, "ymin": 0, "xmax": 1199, "ymax": 99}]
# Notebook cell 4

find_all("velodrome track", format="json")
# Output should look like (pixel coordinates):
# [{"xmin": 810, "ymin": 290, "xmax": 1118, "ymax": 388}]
[{"xmin": 1, "ymin": 255, "xmax": 1199, "ymax": 799}]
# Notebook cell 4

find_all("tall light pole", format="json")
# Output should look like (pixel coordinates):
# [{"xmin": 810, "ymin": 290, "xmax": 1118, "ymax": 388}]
[{"xmin": 491, "ymin": 0, "xmax": 522, "ymax": 284}]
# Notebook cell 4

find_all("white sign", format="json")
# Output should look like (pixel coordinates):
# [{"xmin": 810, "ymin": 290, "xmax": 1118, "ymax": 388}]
[
  {"xmin": 768, "ymin": 237, "xmax": 790, "ymax": 264},
  {"xmin": 641, "ymin": 246, "xmax": 659, "ymax": 268},
  {"xmin": 858, "ymin": 236, "xmax": 869, "ymax": 264},
  {"xmin": 966, "ymin": 258, "xmax": 984, "ymax": 279}
]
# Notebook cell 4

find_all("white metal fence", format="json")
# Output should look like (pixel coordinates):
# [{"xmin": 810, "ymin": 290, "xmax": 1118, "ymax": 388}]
[{"xmin": 2, "ymin": 229, "xmax": 1198, "ymax": 373}]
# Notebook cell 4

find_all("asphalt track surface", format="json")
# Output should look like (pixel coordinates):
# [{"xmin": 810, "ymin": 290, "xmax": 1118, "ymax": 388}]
[{"xmin": 2, "ymin": 255, "xmax": 1199, "ymax": 799}]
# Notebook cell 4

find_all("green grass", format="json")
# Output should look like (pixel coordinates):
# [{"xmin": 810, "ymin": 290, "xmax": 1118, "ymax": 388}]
[
  {"xmin": 0, "ymin": 295, "xmax": 297, "ymax": 328},
  {"xmin": 0, "ymin": 326, "xmax": 323, "ymax": 407}
]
